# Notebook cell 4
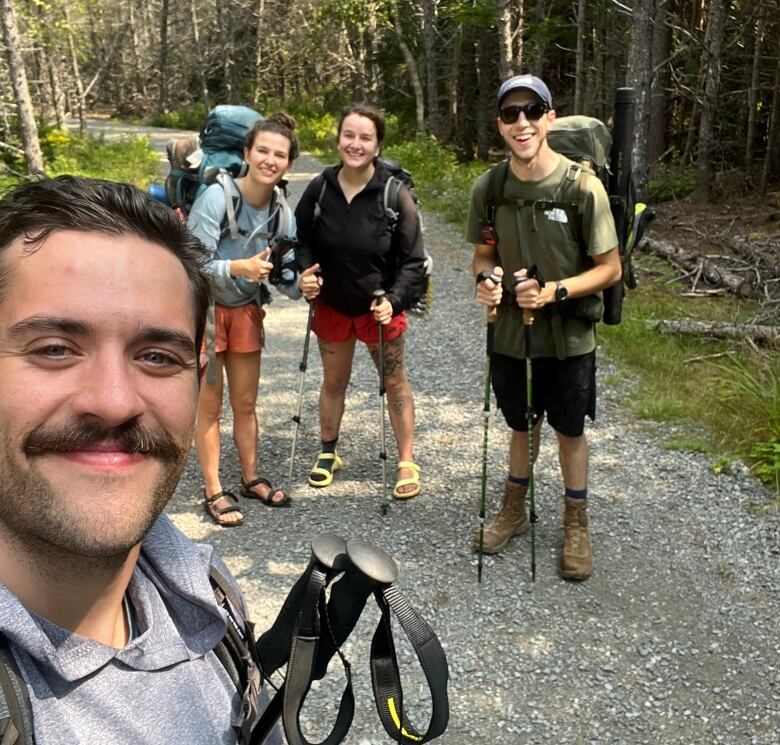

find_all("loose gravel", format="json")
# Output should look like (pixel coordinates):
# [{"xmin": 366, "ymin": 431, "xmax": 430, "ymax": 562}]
[{"xmin": 151, "ymin": 148, "xmax": 779, "ymax": 744}]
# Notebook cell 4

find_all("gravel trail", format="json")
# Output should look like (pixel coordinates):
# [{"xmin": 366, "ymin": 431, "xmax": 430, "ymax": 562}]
[{"xmin": 135, "ymin": 137, "xmax": 779, "ymax": 744}]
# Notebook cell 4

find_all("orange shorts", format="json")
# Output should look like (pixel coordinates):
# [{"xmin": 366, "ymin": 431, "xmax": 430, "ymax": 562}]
[
  {"xmin": 312, "ymin": 299, "xmax": 408, "ymax": 345},
  {"xmin": 212, "ymin": 303, "xmax": 265, "ymax": 354}
]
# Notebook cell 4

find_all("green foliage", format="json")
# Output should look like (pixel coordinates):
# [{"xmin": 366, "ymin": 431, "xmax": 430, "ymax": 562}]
[
  {"xmin": 715, "ymin": 355, "xmax": 780, "ymax": 492},
  {"xmin": 383, "ymin": 138, "xmax": 488, "ymax": 226},
  {"xmin": 146, "ymin": 105, "xmax": 208, "ymax": 131},
  {"xmin": 599, "ymin": 267, "xmax": 779, "ymax": 496},
  {"xmin": 1, "ymin": 129, "xmax": 159, "ymax": 190},
  {"xmin": 649, "ymin": 162, "xmax": 697, "ymax": 201}
]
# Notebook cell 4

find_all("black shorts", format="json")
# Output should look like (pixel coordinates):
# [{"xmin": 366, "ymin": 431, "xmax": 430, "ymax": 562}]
[{"xmin": 491, "ymin": 351, "xmax": 596, "ymax": 437}]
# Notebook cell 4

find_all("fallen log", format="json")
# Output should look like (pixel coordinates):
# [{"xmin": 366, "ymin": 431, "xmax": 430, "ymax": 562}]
[
  {"xmin": 643, "ymin": 237, "xmax": 755, "ymax": 298},
  {"xmin": 647, "ymin": 319, "xmax": 780, "ymax": 347}
]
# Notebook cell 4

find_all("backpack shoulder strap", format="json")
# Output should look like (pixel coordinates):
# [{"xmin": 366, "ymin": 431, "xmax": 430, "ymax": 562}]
[
  {"xmin": 268, "ymin": 186, "xmax": 294, "ymax": 242},
  {"xmin": 0, "ymin": 640, "xmax": 33, "ymax": 745},
  {"xmin": 209, "ymin": 566, "xmax": 262, "ymax": 745},
  {"xmin": 215, "ymin": 172, "xmax": 243, "ymax": 240},
  {"xmin": 383, "ymin": 176, "xmax": 404, "ymax": 232},
  {"xmin": 312, "ymin": 173, "xmax": 328, "ymax": 228}
]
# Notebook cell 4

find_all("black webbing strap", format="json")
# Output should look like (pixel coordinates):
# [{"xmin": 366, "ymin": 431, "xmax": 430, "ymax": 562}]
[
  {"xmin": 250, "ymin": 535, "xmax": 355, "ymax": 745},
  {"xmin": 280, "ymin": 566, "xmax": 355, "ymax": 745},
  {"xmin": 209, "ymin": 566, "xmax": 263, "ymax": 745},
  {"xmin": 369, "ymin": 585, "xmax": 449, "ymax": 744}
]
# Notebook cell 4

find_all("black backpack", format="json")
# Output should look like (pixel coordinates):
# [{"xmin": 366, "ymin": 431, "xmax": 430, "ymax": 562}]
[
  {"xmin": 312, "ymin": 158, "xmax": 433, "ymax": 318},
  {"xmin": 0, "ymin": 567, "xmax": 261, "ymax": 745}
]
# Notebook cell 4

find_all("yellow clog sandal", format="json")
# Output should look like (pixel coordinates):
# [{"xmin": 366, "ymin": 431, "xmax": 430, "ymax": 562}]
[
  {"xmin": 392, "ymin": 461, "xmax": 421, "ymax": 499},
  {"xmin": 308, "ymin": 452, "xmax": 344, "ymax": 487}
]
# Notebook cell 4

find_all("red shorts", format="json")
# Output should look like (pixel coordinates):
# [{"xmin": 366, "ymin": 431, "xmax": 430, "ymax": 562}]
[
  {"xmin": 312, "ymin": 299, "xmax": 408, "ymax": 344},
  {"xmin": 212, "ymin": 303, "xmax": 265, "ymax": 354}
]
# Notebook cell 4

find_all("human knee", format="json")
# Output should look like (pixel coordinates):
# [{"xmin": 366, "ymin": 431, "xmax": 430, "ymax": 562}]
[
  {"xmin": 198, "ymin": 386, "xmax": 223, "ymax": 421},
  {"xmin": 229, "ymin": 390, "xmax": 259, "ymax": 418},
  {"xmin": 384, "ymin": 370, "xmax": 411, "ymax": 399}
]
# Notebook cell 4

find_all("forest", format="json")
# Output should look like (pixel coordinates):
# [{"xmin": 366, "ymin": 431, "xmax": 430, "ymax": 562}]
[{"xmin": 1, "ymin": 0, "xmax": 779, "ymax": 201}]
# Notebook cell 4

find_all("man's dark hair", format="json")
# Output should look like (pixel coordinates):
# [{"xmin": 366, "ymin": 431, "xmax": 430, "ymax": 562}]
[{"xmin": 0, "ymin": 175, "xmax": 212, "ymax": 352}]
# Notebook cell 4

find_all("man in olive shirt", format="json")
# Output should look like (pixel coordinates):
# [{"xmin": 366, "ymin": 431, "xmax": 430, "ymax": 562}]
[{"xmin": 466, "ymin": 75, "xmax": 621, "ymax": 580}]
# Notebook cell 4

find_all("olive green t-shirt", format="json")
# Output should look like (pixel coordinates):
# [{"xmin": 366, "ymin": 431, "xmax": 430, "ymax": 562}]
[{"xmin": 466, "ymin": 155, "xmax": 617, "ymax": 359}]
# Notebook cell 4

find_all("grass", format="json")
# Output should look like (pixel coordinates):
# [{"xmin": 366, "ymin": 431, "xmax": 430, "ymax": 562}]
[
  {"xmin": 1, "ymin": 128, "xmax": 160, "ymax": 191},
  {"xmin": 599, "ymin": 255, "xmax": 779, "ymax": 495}
]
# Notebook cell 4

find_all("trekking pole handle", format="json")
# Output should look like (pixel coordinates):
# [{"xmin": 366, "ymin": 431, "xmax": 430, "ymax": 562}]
[{"xmin": 512, "ymin": 266, "xmax": 545, "ymax": 326}]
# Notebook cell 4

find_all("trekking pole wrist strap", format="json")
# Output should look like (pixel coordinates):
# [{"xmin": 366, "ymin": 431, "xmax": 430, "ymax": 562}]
[
  {"xmin": 369, "ymin": 585, "xmax": 450, "ymax": 744},
  {"xmin": 281, "ymin": 566, "xmax": 355, "ymax": 745}
]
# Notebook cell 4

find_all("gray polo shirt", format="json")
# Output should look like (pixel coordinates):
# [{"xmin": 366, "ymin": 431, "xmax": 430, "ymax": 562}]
[{"xmin": 0, "ymin": 515, "xmax": 282, "ymax": 744}]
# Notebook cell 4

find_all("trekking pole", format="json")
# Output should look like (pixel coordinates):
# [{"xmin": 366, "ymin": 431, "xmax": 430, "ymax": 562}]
[
  {"xmin": 477, "ymin": 274, "xmax": 501, "ymax": 584},
  {"xmin": 373, "ymin": 289, "xmax": 391, "ymax": 516},
  {"xmin": 513, "ymin": 266, "xmax": 545, "ymax": 583},
  {"xmin": 287, "ymin": 299, "xmax": 315, "ymax": 495}
]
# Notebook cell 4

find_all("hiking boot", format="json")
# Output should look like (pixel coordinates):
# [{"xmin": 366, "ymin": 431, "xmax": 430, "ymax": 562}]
[
  {"xmin": 472, "ymin": 481, "xmax": 529, "ymax": 555},
  {"xmin": 560, "ymin": 497, "xmax": 592, "ymax": 580}
]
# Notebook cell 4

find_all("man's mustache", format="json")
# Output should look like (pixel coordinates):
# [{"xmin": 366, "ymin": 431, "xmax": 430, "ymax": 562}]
[{"xmin": 23, "ymin": 420, "xmax": 185, "ymax": 462}]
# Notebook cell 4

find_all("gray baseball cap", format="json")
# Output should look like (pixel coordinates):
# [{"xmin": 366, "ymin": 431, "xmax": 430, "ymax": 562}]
[{"xmin": 497, "ymin": 75, "xmax": 553, "ymax": 109}]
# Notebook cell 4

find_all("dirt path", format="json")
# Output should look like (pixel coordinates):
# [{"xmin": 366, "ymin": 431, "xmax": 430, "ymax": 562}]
[{"xmin": 99, "ymin": 123, "xmax": 780, "ymax": 744}]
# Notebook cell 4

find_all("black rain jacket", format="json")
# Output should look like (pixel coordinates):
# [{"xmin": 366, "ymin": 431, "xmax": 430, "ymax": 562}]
[{"xmin": 295, "ymin": 163, "xmax": 425, "ymax": 317}]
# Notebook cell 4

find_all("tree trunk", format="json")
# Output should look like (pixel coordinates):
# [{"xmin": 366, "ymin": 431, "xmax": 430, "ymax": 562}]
[
  {"xmin": 693, "ymin": 0, "xmax": 727, "ymax": 201},
  {"xmin": 64, "ymin": 6, "xmax": 86, "ymax": 133},
  {"xmin": 422, "ymin": 0, "xmax": 442, "ymax": 138},
  {"xmin": 628, "ymin": 0, "xmax": 654, "ymax": 201},
  {"xmin": 46, "ymin": 52, "xmax": 68, "ymax": 131},
  {"xmin": 498, "ymin": 0, "xmax": 514, "ymax": 80},
  {"xmin": 648, "ymin": 0, "xmax": 671, "ymax": 164},
  {"xmin": 476, "ymin": 31, "xmax": 491, "ymax": 160},
  {"xmin": 745, "ymin": 2, "xmax": 766, "ymax": 169},
  {"xmin": 760, "ymin": 21, "xmax": 780, "ymax": 194},
  {"xmin": 573, "ymin": 0, "xmax": 587, "ymax": 113},
  {"xmin": 157, "ymin": 0, "xmax": 169, "ymax": 113},
  {"xmin": 390, "ymin": 0, "xmax": 425, "ymax": 135},
  {"xmin": 650, "ymin": 319, "xmax": 780, "ymax": 347},
  {"xmin": 253, "ymin": 0, "xmax": 266, "ymax": 106},
  {"xmin": 0, "ymin": 0, "xmax": 44, "ymax": 173},
  {"xmin": 191, "ymin": 0, "xmax": 210, "ymax": 110},
  {"xmin": 514, "ymin": 0, "xmax": 524, "ymax": 71}
]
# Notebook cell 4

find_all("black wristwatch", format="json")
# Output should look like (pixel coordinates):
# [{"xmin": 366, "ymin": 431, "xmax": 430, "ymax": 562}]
[{"xmin": 555, "ymin": 281, "xmax": 569, "ymax": 302}]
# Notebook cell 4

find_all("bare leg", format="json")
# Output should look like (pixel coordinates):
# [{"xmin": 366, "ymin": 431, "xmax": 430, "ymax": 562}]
[
  {"xmin": 195, "ymin": 353, "xmax": 244, "ymax": 523},
  {"xmin": 368, "ymin": 335, "xmax": 417, "ymax": 494},
  {"xmin": 224, "ymin": 350, "xmax": 285, "ymax": 504},
  {"xmin": 318, "ymin": 337, "xmax": 357, "ymax": 441},
  {"xmin": 554, "ymin": 430, "xmax": 589, "ymax": 491},
  {"xmin": 507, "ymin": 419, "xmax": 543, "ymax": 479}
]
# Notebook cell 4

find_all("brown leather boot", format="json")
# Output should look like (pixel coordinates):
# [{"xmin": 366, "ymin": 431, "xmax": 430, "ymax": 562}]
[
  {"xmin": 560, "ymin": 497, "xmax": 592, "ymax": 580},
  {"xmin": 472, "ymin": 481, "xmax": 529, "ymax": 555}
]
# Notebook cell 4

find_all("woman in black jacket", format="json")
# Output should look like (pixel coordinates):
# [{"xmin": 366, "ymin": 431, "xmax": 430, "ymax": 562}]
[{"xmin": 295, "ymin": 103, "xmax": 425, "ymax": 499}]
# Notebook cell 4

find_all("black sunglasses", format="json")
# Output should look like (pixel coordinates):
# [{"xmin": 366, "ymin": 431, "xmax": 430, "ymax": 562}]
[{"xmin": 499, "ymin": 103, "xmax": 548, "ymax": 124}]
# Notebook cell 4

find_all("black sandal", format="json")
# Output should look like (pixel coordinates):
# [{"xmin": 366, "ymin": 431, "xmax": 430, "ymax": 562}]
[
  {"xmin": 240, "ymin": 477, "xmax": 291, "ymax": 507},
  {"xmin": 204, "ymin": 490, "xmax": 245, "ymax": 527}
]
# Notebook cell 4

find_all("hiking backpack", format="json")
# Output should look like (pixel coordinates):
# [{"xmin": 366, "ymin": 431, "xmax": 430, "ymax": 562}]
[
  {"xmin": 159, "ymin": 103, "xmax": 296, "ymax": 287},
  {"xmin": 165, "ymin": 104, "xmax": 263, "ymax": 216},
  {"xmin": 482, "ymin": 114, "xmax": 654, "ymax": 325},
  {"xmin": 0, "ymin": 568, "xmax": 262, "ymax": 745},
  {"xmin": 312, "ymin": 157, "xmax": 433, "ymax": 318}
]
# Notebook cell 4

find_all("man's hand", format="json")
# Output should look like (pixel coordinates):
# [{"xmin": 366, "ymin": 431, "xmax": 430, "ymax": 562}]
[
  {"xmin": 370, "ymin": 296, "xmax": 393, "ymax": 325},
  {"xmin": 231, "ymin": 248, "xmax": 273, "ymax": 283},
  {"xmin": 476, "ymin": 266, "xmax": 503, "ymax": 307},
  {"xmin": 299, "ymin": 263, "xmax": 322, "ymax": 300},
  {"xmin": 513, "ymin": 268, "xmax": 554, "ymax": 310}
]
